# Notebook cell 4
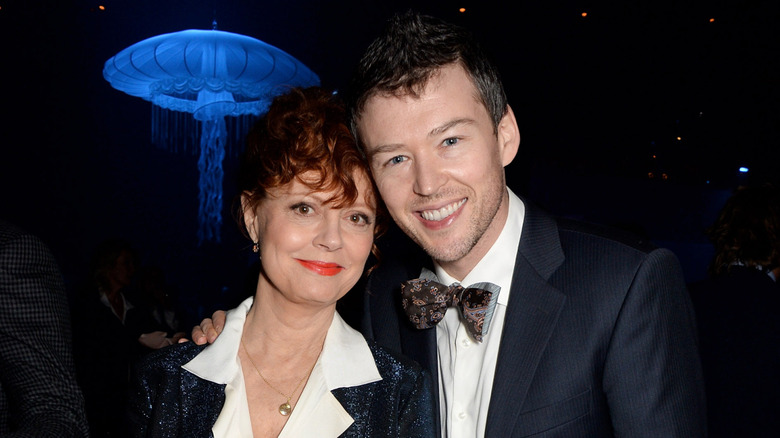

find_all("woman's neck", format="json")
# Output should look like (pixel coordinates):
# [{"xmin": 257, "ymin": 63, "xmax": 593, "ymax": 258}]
[
  {"xmin": 239, "ymin": 289, "xmax": 332, "ymax": 437},
  {"xmin": 241, "ymin": 288, "xmax": 334, "ymax": 362}
]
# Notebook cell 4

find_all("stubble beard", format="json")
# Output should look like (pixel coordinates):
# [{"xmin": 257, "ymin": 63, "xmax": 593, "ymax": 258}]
[{"xmin": 397, "ymin": 174, "xmax": 506, "ymax": 265}]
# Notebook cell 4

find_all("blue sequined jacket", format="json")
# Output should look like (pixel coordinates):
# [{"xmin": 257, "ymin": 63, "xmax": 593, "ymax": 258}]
[{"xmin": 126, "ymin": 341, "xmax": 435, "ymax": 437}]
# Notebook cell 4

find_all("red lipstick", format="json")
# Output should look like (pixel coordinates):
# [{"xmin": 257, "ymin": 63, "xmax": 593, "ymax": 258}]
[{"xmin": 296, "ymin": 260, "xmax": 344, "ymax": 276}]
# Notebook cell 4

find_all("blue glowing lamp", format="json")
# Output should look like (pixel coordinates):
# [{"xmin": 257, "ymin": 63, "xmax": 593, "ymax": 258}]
[{"xmin": 103, "ymin": 29, "xmax": 320, "ymax": 243}]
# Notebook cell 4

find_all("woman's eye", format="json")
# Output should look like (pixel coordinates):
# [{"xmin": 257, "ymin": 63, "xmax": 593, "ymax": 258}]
[
  {"xmin": 388, "ymin": 155, "xmax": 407, "ymax": 165},
  {"xmin": 292, "ymin": 203, "xmax": 312, "ymax": 214},
  {"xmin": 349, "ymin": 213, "xmax": 371, "ymax": 225},
  {"xmin": 443, "ymin": 137, "xmax": 459, "ymax": 147}
]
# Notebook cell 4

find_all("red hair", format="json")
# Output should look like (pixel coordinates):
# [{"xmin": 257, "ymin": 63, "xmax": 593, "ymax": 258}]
[{"xmin": 236, "ymin": 87, "xmax": 386, "ymax": 242}]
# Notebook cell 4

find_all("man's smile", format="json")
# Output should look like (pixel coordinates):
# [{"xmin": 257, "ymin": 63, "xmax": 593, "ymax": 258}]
[{"xmin": 418, "ymin": 198, "xmax": 467, "ymax": 222}]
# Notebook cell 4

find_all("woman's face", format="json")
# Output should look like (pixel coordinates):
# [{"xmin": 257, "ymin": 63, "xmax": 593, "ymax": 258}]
[{"xmin": 244, "ymin": 170, "xmax": 376, "ymax": 308}]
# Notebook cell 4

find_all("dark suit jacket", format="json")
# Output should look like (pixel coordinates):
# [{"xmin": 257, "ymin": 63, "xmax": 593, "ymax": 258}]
[
  {"xmin": 689, "ymin": 267, "xmax": 780, "ymax": 437},
  {"xmin": 363, "ymin": 201, "xmax": 706, "ymax": 437},
  {"xmin": 126, "ymin": 341, "xmax": 436, "ymax": 437},
  {"xmin": 0, "ymin": 220, "xmax": 89, "ymax": 437}
]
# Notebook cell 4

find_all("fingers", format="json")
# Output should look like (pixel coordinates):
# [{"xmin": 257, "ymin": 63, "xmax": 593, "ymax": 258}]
[
  {"xmin": 212, "ymin": 310, "xmax": 227, "ymax": 338},
  {"xmin": 189, "ymin": 323, "xmax": 208, "ymax": 345},
  {"xmin": 187, "ymin": 311, "xmax": 228, "ymax": 345},
  {"xmin": 201, "ymin": 319, "xmax": 216, "ymax": 344}
]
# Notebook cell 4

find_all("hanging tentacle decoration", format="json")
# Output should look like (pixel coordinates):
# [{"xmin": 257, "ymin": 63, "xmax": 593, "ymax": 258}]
[
  {"xmin": 103, "ymin": 29, "xmax": 320, "ymax": 244},
  {"xmin": 197, "ymin": 118, "xmax": 226, "ymax": 243}
]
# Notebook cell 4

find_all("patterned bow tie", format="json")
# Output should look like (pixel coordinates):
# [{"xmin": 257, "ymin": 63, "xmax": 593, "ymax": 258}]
[{"xmin": 400, "ymin": 274, "xmax": 500, "ymax": 342}]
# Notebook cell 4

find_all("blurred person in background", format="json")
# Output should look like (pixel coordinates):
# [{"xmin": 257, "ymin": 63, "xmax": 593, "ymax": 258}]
[{"xmin": 689, "ymin": 184, "xmax": 780, "ymax": 437}]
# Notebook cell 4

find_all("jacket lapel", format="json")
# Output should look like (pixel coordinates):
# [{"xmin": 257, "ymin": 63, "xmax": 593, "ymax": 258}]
[
  {"xmin": 485, "ymin": 203, "xmax": 567, "ymax": 434},
  {"xmin": 178, "ymin": 374, "xmax": 226, "ymax": 437},
  {"xmin": 399, "ymin": 314, "xmax": 439, "ymax": 392}
]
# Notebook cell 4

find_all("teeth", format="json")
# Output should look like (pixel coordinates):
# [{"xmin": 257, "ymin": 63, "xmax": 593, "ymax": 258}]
[{"xmin": 421, "ymin": 199, "xmax": 466, "ymax": 221}]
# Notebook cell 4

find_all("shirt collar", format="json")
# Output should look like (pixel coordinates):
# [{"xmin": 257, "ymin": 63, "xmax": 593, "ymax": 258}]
[
  {"xmin": 182, "ymin": 297, "xmax": 252, "ymax": 384},
  {"xmin": 99, "ymin": 291, "xmax": 133, "ymax": 322},
  {"xmin": 321, "ymin": 311, "xmax": 382, "ymax": 390},
  {"xmin": 434, "ymin": 188, "xmax": 525, "ymax": 306},
  {"xmin": 182, "ymin": 297, "xmax": 381, "ymax": 390}
]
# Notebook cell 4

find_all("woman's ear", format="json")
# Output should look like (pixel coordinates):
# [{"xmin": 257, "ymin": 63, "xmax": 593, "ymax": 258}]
[{"xmin": 241, "ymin": 192, "xmax": 260, "ymax": 243}]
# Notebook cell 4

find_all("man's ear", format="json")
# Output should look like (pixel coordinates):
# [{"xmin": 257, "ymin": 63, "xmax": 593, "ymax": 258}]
[
  {"xmin": 497, "ymin": 105, "xmax": 520, "ymax": 167},
  {"xmin": 241, "ymin": 192, "xmax": 260, "ymax": 243}
]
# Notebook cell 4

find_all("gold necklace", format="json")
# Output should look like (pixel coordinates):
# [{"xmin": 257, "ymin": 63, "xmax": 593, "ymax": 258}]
[{"xmin": 240, "ymin": 337, "xmax": 317, "ymax": 416}]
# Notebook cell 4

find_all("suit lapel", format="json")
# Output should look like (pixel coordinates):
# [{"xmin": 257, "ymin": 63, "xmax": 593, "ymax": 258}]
[
  {"xmin": 368, "ymin": 202, "xmax": 566, "ymax": 435},
  {"xmin": 485, "ymin": 203, "xmax": 567, "ymax": 434}
]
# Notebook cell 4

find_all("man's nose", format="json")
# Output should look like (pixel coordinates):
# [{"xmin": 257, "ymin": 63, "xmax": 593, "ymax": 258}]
[{"xmin": 412, "ymin": 156, "xmax": 446, "ymax": 196}]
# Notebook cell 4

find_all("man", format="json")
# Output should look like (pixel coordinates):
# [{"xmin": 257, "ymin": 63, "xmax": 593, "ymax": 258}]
[
  {"xmin": 196, "ymin": 11, "xmax": 706, "ymax": 437},
  {"xmin": 0, "ymin": 220, "xmax": 89, "ymax": 436}
]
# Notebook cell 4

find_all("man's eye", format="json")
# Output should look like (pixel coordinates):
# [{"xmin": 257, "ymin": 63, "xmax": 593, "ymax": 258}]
[
  {"xmin": 443, "ymin": 138, "xmax": 459, "ymax": 147},
  {"xmin": 389, "ymin": 156, "xmax": 407, "ymax": 165}
]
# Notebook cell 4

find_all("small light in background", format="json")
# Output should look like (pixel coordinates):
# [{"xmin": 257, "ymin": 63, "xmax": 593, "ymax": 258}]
[
  {"xmin": 676, "ymin": 136, "xmax": 682, "ymax": 141},
  {"xmin": 99, "ymin": 5, "xmax": 105, "ymax": 10},
  {"xmin": 709, "ymin": 18, "xmax": 715, "ymax": 23},
  {"xmin": 652, "ymin": 154, "xmax": 657, "ymax": 159},
  {"xmin": 581, "ymin": 12, "xmax": 588, "ymax": 18},
  {"xmin": 459, "ymin": 8, "xmax": 466, "ymax": 13},
  {"xmin": 662, "ymin": 173, "xmax": 669, "ymax": 180},
  {"xmin": 648, "ymin": 172, "xmax": 654, "ymax": 179},
  {"xmin": 739, "ymin": 167, "xmax": 749, "ymax": 173}
]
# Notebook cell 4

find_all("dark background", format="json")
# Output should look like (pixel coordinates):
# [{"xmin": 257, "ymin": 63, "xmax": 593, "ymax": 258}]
[{"xmin": 2, "ymin": 0, "xmax": 778, "ymax": 327}]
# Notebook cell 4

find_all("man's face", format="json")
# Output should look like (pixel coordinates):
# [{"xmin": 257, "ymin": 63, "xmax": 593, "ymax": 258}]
[{"xmin": 356, "ymin": 64, "xmax": 519, "ymax": 278}]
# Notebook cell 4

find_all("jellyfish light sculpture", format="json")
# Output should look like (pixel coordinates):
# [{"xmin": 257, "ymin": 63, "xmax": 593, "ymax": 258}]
[{"xmin": 104, "ymin": 28, "xmax": 320, "ymax": 243}]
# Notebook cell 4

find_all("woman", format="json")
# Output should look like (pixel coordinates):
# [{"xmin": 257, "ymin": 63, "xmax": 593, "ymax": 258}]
[{"xmin": 126, "ymin": 87, "xmax": 435, "ymax": 437}]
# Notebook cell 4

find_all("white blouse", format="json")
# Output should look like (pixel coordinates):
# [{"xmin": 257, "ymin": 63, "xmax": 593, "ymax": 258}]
[{"xmin": 181, "ymin": 297, "xmax": 382, "ymax": 437}]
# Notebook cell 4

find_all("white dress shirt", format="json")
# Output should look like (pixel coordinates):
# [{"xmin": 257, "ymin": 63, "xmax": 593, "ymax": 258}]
[
  {"xmin": 182, "ymin": 297, "xmax": 382, "ymax": 437},
  {"xmin": 434, "ymin": 189, "xmax": 524, "ymax": 438}
]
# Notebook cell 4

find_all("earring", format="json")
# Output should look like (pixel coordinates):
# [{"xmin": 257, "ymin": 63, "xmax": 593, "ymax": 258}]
[{"xmin": 252, "ymin": 242, "xmax": 259, "ymax": 253}]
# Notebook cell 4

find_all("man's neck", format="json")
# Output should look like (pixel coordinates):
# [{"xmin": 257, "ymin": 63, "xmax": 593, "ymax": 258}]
[{"xmin": 437, "ymin": 191, "xmax": 511, "ymax": 281}]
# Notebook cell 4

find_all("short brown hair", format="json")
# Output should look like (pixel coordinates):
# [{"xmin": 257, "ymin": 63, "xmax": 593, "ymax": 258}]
[{"xmin": 346, "ymin": 10, "xmax": 508, "ymax": 147}]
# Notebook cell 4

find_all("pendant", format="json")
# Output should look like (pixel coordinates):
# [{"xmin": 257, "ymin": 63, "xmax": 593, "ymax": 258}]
[{"xmin": 279, "ymin": 402, "xmax": 292, "ymax": 416}]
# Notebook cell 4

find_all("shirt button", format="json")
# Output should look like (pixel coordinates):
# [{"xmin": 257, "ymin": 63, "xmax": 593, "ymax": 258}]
[
  {"xmin": 457, "ymin": 411, "xmax": 467, "ymax": 420},
  {"xmin": 461, "ymin": 338, "xmax": 471, "ymax": 348}
]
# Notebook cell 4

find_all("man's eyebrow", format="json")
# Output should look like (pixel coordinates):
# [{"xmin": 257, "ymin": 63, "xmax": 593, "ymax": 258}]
[
  {"xmin": 429, "ymin": 118, "xmax": 475, "ymax": 137},
  {"xmin": 366, "ymin": 118, "xmax": 476, "ymax": 158},
  {"xmin": 366, "ymin": 143, "xmax": 403, "ymax": 158}
]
